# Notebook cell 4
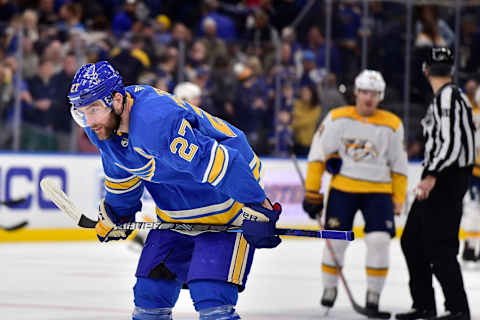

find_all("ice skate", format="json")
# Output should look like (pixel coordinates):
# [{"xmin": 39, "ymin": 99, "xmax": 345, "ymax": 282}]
[{"xmin": 320, "ymin": 287, "xmax": 337, "ymax": 316}]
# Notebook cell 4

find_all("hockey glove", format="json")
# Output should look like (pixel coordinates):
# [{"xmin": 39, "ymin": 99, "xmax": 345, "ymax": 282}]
[
  {"xmin": 302, "ymin": 192, "xmax": 324, "ymax": 220},
  {"xmin": 326, "ymin": 153, "xmax": 342, "ymax": 175},
  {"xmin": 241, "ymin": 201, "xmax": 282, "ymax": 249},
  {"xmin": 95, "ymin": 199, "xmax": 133, "ymax": 242}
]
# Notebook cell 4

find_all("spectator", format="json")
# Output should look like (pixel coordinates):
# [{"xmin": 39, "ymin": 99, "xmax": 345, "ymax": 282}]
[
  {"xmin": 21, "ymin": 37, "xmax": 39, "ymax": 80},
  {"xmin": 415, "ymin": 5, "xmax": 454, "ymax": 47},
  {"xmin": 291, "ymin": 84, "xmax": 322, "ymax": 155},
  {"xmin": 0, "ymin": 57, "xmax": 33, "ymax": 149},
  {"xmin": 22, "ymin": 9, "xmax": 39, "ymax": 42},
  {"xmin": 38, "ymin": 0, "xmax": 59, "ymax": 26},
  {"xmin": 0, "ymin": 61, "xmax": 13, "ymax": 122},
  {"xmin": 299, "ymin": 50, "xmax": 323, "ymax": 87},
  {"xmin": 199, "ymin": 0, "xmax": 237, "ymax": 40},
  {"xmin": 199, "ymin": 17, "xmax": 227, "ymax": 67},
  {"xmin": 414, "ymin": 18, "xmax": 447, "ymax": 48},
  {"xmin": 50, "ymin": 52, "xmax": 77, "ymax": 151},
  {"xmin": 112, "ymin": 0, "xmax": 138, "ymax": 38},
  {"xmin": 110, "ymin": 38, "xmax": 146, "ymax": 85},
  {"xmin": 275, "ymin": 81, "xmax": 295, "ymax": 156},
  {"xmin": 186, "ymin": 40, "xmax": 209, "ymax": 72},
  {"xmin": 152, "ymin": 14, "xmax": 172, "ymax": 46},
  {"xmin": 57, "ymin": 2, "xmax": 85, "ymax": 35},
  {"xmin": 305, "ymin": 25, "xmax": 342, "ymax": 76},
  {"xmin": 42, "ymin": 39, "xmax": 65, "ymax": 73},
  {"xmin": 210, "ymin": 56, "xmax": 237, "ymax": 121},
  {"xmin": 24, "ymin": 58, "xmax": 57, "ymax": 151},
  {"xmin": 171, "ymin": 22, "xmax": 192, "ymax": 44},
  {"xmin": 190, "ymin": 66, "xmax": 214, "ymax": 114},
  {"xmin": 234, "ymin": 64, "xmax": 269, "ymax": 153}
]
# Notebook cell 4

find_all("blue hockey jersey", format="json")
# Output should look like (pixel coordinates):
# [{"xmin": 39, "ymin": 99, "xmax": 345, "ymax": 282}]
[{"xmin": 85, "ymin": 85, "xmax": 266, "ymax": 226}]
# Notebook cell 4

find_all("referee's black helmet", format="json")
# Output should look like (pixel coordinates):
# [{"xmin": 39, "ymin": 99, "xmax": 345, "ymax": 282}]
[{"xmin": 423, "ymin": 47, "xmax": 454, "ymax": 77}]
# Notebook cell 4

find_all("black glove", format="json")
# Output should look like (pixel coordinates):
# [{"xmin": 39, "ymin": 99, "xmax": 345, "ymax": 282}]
[{"xmin": 302, "ymin": 192, "xmax": 324, "ymax": 220}]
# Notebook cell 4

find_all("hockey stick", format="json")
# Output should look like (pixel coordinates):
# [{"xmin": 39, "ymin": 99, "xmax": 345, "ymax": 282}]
[
  {"xmin": 40, "ymin": 178, "xmax": 354, "ymax": 241},
  {"xmin": 290, "ymin": 153, "xmax": 390, "ymax": 319}
]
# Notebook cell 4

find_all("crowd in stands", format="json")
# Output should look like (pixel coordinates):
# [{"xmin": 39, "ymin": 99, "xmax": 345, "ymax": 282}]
[{"xmin": 1, "ymin": 0, "xmax": 480, "ymax": 159}]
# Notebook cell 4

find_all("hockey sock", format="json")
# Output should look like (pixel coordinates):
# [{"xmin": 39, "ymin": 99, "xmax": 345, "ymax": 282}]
[
  {"xmin": 365, "ymin": 232, "xmax": 390, "ymax": 294},
  {"xmin": 321, "ymin": 239, "xmax": 349, "ymax": 288}
]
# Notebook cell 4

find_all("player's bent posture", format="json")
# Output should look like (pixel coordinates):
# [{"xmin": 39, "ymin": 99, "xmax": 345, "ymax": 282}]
[
  {"xmin": 302, "ymin": 70, "xmax": 408, "ymax": 315},
  {"xmin": 129, "ymin": 82, "xmax": 203, "ymax": 251},
  {"xmin": 67, "ymin": 61, "xmax": 282, "ymax": 320}
]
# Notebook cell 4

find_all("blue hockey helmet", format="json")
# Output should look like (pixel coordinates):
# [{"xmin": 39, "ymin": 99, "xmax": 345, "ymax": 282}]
[
  {"xmin": 68, "ymin": 61, "xmax": 125, "ymax": 108},
  {"xmin": 68, "ymin": 61, "xmax": 125, "ymax": 127}
]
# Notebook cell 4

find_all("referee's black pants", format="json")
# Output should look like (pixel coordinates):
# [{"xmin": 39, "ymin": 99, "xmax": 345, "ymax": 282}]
[{"xmin": 400, "ymin": 166, "xmax": 471, "ymax": 314}]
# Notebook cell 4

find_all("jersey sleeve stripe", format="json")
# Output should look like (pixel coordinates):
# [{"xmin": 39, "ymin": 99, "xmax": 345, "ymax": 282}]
[
  {"xmin": 158, "ymin": 198, "xmax": 236, "ymax": 217},
  {"xmin": 154, "ymin": 200, "xmax": 243, "ymax": 224},
  {"xmin": 202, "ymin": 141, "xmax": 218, "ymax": 183},
  {"xmin": 251, "ymin": 154, "xmax": 261, "ymax": 180},
  {"xmin": 104, "ymin": 174, "xmax": 138, "ymax": 183},
  {"xmin": 208, "ymin": 145, "xmax": 225, "ymax": 184},
  {"xmin": 105, "ymin": 179, "xmax": 143, "ymax": 194},
  {"xmin": 249, "ymin": 155, "xmax": 257, "ymax": 169},
  {"xmin": 211, "ymin": 145, "xmax": 229, "ymax": 186},
  {"xmin": 105, "ymin": 176, "xmax": 141, "ymax": 190}
]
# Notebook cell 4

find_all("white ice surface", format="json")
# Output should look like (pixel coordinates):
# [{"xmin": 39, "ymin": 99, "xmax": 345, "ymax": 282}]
[{"xmin": 0, "ymin": 239, "xmax": 479, "ymax": 320}]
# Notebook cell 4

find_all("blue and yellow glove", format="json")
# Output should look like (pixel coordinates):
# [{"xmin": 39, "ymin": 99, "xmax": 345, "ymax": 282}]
[
  {"xmin": 95, "ymin": 199, "xmax": 133, "ymax": 242},
  {"xmin": 241, "ymin": 200, "xmax": 282, "ymax": 249}
]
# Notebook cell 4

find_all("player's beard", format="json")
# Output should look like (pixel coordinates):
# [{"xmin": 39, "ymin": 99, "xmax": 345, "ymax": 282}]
[{"xmin": 93, "ymin": 113, "xmax": 120, "ymax": 140}]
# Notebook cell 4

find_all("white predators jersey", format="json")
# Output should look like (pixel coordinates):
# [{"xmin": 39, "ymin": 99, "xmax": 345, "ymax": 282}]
[{"xmin": 307, "ymin": 106, "xmax": 408, "ymax": 204}]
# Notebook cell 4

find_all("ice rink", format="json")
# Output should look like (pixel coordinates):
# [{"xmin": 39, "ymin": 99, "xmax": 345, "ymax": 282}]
[{"xmin": 1, "ymin": 237, "xmax": 479, "ymax": 320}]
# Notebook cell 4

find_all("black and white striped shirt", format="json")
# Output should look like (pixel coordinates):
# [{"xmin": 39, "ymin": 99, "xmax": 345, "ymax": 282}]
[{"xmin": 421, "ymin": 83, "xmax": 476, "ymax": 176}]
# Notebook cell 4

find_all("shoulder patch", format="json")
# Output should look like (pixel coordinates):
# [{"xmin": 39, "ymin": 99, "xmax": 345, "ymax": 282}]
[{"xmin": 134, "ymin": 86, "xmax": 144, "ymax": 92}]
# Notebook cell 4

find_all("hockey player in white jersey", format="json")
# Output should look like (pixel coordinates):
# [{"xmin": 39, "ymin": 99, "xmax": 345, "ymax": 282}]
[{"xmin": 302, "ymin": 70, "xmax": 408, "ymax": 316}]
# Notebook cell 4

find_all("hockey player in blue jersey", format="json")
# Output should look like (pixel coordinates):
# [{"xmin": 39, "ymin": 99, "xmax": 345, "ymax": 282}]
[{"xmin": 67, "ymin": 61, "xmax": 282, "ymax": 320}]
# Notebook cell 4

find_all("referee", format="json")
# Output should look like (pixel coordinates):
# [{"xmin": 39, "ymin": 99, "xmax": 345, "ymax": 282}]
[{"xmin": 396, "ymin": 47, "xmax": 475, "ymax": 320}]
